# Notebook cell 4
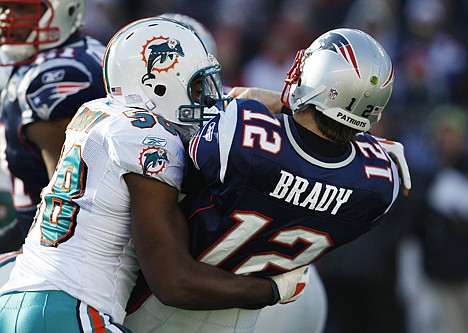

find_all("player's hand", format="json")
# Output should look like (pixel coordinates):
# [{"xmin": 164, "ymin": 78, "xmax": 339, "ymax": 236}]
[
  {"xmin": 270, "ymin": 265, "xmax": 309, "ymax": 304},
  {"xmin": 375, "ymin": 137, "xmax": 411, "ymax": 196},
  {"xmin": 228, "ymin": 87, "xmax": 283, "ymax": 114}
]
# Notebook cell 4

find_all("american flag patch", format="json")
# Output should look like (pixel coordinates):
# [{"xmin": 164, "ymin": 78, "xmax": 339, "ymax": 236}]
[
  {"xmin": 111, "ymin": 87, "xmax": 122, "ymax": 95},
  {"xmin": 371, "ymin": 106, "xmax": 383, "ymax": 116}
]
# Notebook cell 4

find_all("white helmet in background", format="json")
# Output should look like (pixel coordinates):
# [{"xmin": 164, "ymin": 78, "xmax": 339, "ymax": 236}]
[
  {"xmin": 103, "ymin": 17, "xmax": 227, "ymax": 125},
  {"xmin": 281, "ymin": 28, "xmax": 394, "ymax": 131},
  {"xmin": 158, "ymin": 13, "xmax": 217, "ymax": 57},
  {"xmin": 0, "ymin": 0, "xmax": 85, "ymax": 65}
]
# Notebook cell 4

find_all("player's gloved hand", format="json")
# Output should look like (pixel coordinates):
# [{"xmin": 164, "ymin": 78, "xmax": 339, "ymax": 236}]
[
  {"xmin": 374, "ymin": 137, "xmax": 411, "ymax": 196},
  {"xmin": 269, "ymin": 265, "xmax": 309, "ymax": 305}
]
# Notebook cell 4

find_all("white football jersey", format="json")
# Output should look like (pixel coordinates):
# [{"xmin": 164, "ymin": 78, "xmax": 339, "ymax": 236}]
[
  {"xmin": 0, "ymin": 97, "xmax": 185, "ymax": 324},
  {"xmin": 123, "ymin": 264, "xmax": 327, "ymax": 333}
]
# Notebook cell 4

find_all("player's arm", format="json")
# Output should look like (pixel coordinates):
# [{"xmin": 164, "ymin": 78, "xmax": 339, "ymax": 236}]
[
  {"xmin": 125, "ymin": 172, "xmax": 305, "ymax": 310},
  {"xmin": 228, "ymin": 87, "xmax": 283, "ymax": 114},
  {"xmin": 25, "ymin": 117, "xmax": 72, "ymax": 179},
  {"xmin": 126, "ymin": 171, "xmax": 271, "ymax": 310}
]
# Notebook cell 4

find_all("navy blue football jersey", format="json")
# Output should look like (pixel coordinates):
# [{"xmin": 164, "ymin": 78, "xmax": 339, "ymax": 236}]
[
  {"xmin": 0, "ymin": 34, "xmax": 106, "ymax": 235},
  {"xmin": 184, "ymin": 98, "xmax": 400, "ymax": 277}
]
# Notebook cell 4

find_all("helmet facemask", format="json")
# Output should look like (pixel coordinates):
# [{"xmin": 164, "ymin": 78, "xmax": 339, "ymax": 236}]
[
  {"xmin": 178, "ymin": 57, "xmax": 230, "ymax": 124},
  {"xmin": 0, "ymin": 0, "xmax": 44, "ymax": 65},
  {"xmin": 0, "ymin": 0, "xmax": 84, "ymax": 66}
]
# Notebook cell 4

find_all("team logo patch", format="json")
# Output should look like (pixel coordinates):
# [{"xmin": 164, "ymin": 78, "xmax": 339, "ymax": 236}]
[
  {"xmin": 27, "ymin": 82, "xmax": 90, "ymax": 118},
  {"xmin": 327, "ymin": 88, "xmax": 339, "ymax": 100},
  {"xmin": 318, "ymin": 32, "xmax": 361, "ymax": 78},
  {"xmin": 371, "ymin": 106, "xmax": 383, "ymax": 116},
  {"xmin": 41, "ymin": 69, "xmax": 65, "ymax": 83},
  {"xmin": 203, "ymin": 122, "xmax": 216, "ymax": 142},
  {"xmin": 141, "ymin": 36, "xmax": 185, "ymax": 84},
  {"xmin": 139, "ymin": 146, "xmax": 169, "ymax": 175},
  {"xmin": 142, "ymin": 136, "xmax": 167, "ymax": 147}
]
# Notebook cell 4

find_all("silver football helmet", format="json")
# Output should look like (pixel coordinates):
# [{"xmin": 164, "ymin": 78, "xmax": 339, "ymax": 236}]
[
  {"xmin": 281, "ymin": 28, "xmax": 394, "ymax": 131},
  {"xmin": 0, "ymin": 0, "xmax": 85, "ymax": 65},
  {"xmin": 103, "ymin": 17, "xmax": 227, "ymax": 125}
]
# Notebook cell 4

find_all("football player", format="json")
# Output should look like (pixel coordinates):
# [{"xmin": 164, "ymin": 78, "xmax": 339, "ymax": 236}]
[
  {"xmin": 185, "ymin": 26, "xmax": 401, "ymax": 286},
  {"xmin": 0, "ymin": 0, "xmax": 106, "ymax": 249}
]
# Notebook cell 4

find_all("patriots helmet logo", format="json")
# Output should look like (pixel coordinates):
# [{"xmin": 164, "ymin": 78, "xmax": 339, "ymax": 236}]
[
  {"xmin": 141, "ymin": 36, "xmax": 185, "ymax": 84},
  {"xmin": 317, "ymin": 32, "xmax": 361, "ymax": 78}
]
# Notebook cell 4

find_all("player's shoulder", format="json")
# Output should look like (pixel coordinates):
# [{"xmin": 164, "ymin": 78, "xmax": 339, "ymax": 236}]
[
  {"xmin": 67, "ymin": 98, "xmax": 114, "ymax": 132},
  {"xmin": 232, "ymin": 98, "xmax": 271, "ymax": 113},
  {"xmin": 81, "ymin": 34, "xmax": 106, "ymax": 50},
  {"xmin": 220, "ymin": 98, "xmax": 275, "ymax": 124},
  {"xmin": 353, "ymin": 132, "xmax": 390, "ymax": 162},
  {"xmin": 30, "ymin": 35, "xmax": 102, "ymax": 71},
  {"xmin": 79, "ymin": 99, "xmax": 136, "ymax": 131},
  {"xmin": 88, "ymin": 103, "xmax": 186, "ymax": 187},
  {"xmin": 23, "ymin": 55, "xmax": 101, "ymax": 95},
  {"xmin": 355, "ymin": 131, "xmax": 379, "ymax": 144},
  {"xmin": 98, "ymin": 103, "xmax": 183, "ymax": 146}
]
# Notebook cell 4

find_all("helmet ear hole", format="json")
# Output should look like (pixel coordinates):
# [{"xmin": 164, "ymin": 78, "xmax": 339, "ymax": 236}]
[
  {"xmin": 69, "ymin": 6, "xmax": 76, "ymax": 16},
  {"xmin": 154, "ymin": 85, "xmax": 167, "ymax": 97}
]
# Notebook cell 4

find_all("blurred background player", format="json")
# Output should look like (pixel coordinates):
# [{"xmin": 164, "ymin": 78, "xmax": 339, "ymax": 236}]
[
  {"xmin": 399, "ymin": 104, "xmax": 468, "ymax": 333},
  {"xmin": 0, "ymin": 0, "xmax": 106, "ymax": 249},
  {"xmin": 0, "ymin": 49, "xmax": 16, "ymax": 253}
]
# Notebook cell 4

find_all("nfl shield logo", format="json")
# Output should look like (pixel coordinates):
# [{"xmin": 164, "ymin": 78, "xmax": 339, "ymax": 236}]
[{"xmin": 327, "ymin": 88, "xmax": 339, "ymax": 100}]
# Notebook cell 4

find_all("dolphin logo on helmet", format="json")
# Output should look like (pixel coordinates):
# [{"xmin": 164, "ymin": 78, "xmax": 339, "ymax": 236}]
[{"xmin": 141, "ymin": 37, "xmax": 185, "ymax": 84}]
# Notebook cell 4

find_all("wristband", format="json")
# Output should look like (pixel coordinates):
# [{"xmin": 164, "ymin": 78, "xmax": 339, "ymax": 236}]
[{"xmin": 268, "ymin": 277, "xmax": 281, "ymax": 305}]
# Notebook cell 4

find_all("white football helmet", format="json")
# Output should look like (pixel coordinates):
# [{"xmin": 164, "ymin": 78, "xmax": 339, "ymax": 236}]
[
  {"xmin": 158, "ymin": 13, "xmax": 217, "ymax": 57},
  {"xmin": 0, "ymin": 0, "xmax": 85, "ymax": 65},
  {"xmin": 281, "ymin": 28, "xmax": 394, "ymax": 131},
  {"xmin": 103, "ymin": 17, "xmax": 227, "ymax": 125}
]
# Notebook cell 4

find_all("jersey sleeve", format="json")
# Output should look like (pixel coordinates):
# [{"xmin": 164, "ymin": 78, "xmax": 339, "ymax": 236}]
[
  {"xmin": 188, "ymin": 98, "xmax": 276, "ymax": 184},
  {"xmin": 107, "ymin": 114, "xmax": 186, "ymax": 191},
  {"xmin": 188, "ymin": 99, "xmax": 241, "ymax": 184},
  {"xmin": 20, "ymin": 57, "xmax": 105, "ymax": 123},
  {"xmin": 357, "ymin": 132, "xmax": 401, "ymax": 217}
]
